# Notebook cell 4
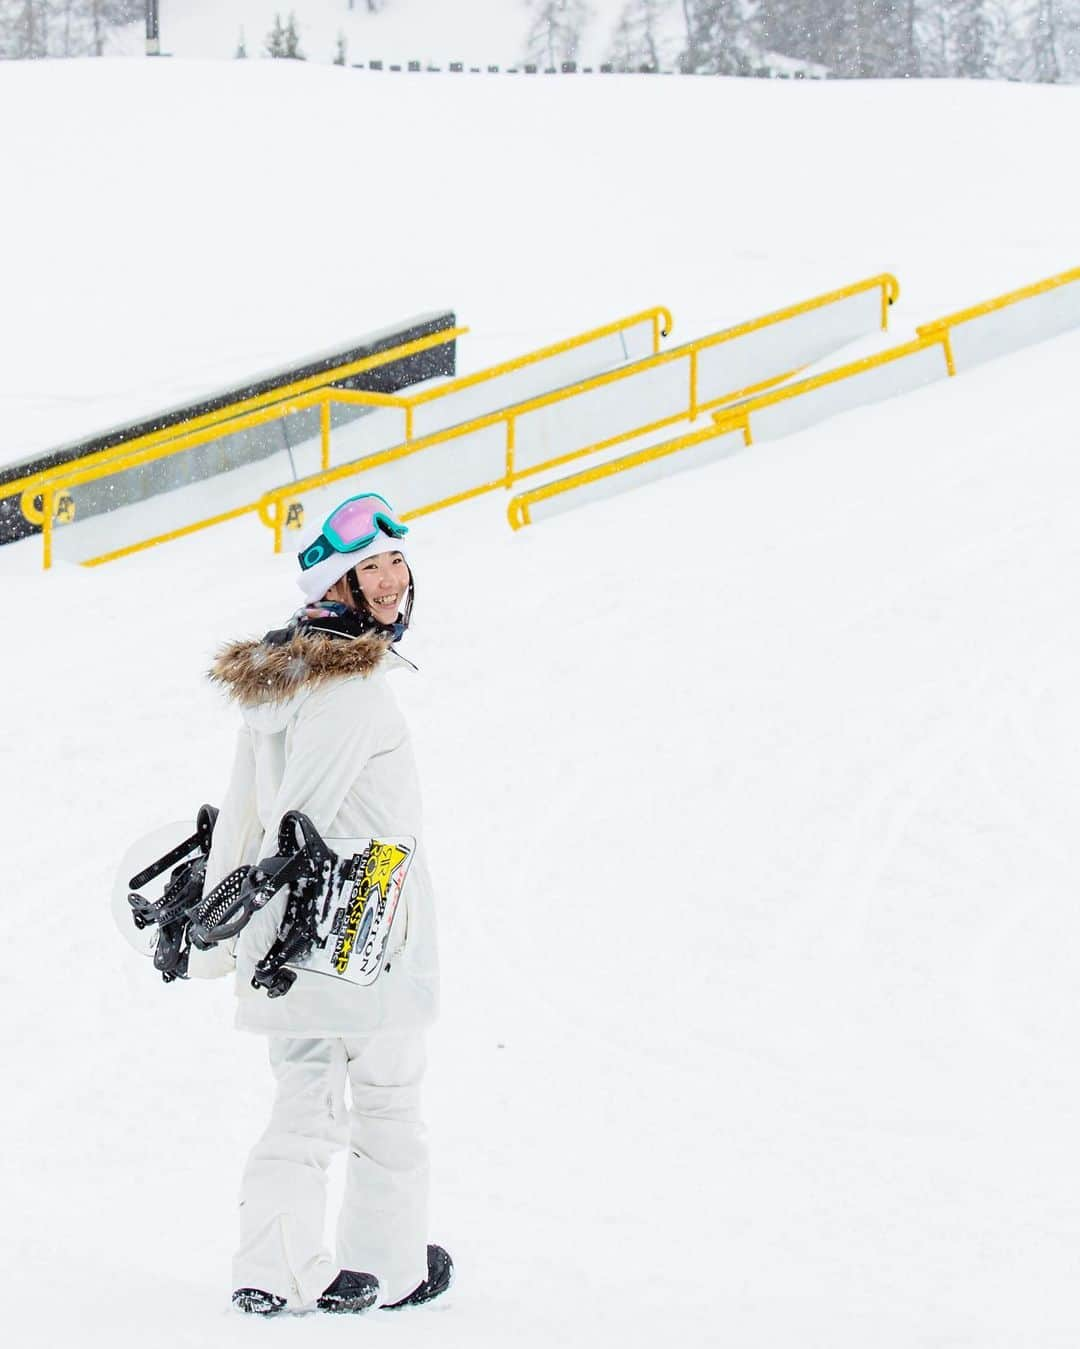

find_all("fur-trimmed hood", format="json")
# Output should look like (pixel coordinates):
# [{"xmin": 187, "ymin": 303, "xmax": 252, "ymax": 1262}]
[{"xmin": 208, "ymin": 631, "xmax": 392, "ymax": 708}]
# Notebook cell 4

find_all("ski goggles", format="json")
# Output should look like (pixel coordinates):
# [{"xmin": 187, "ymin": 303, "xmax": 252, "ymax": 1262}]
[{"xmin": 298, "ymin": 493, "xmax": 409, "ymax": 573}]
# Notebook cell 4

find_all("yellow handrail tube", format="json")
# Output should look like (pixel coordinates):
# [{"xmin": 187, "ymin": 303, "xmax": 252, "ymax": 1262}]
[{"xmin": 916, "ymin": 264, "xmax": 1080, "ymax": 337}]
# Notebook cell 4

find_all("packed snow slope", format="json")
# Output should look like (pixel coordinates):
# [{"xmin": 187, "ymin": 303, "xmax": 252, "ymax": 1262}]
[
  {"xmin": 2, "ymin": 59, "xmax": 1080, "ymax": 463},
  {"xmin": 5, "ymin": 323, "xmax": 1080, "ymax": 1345}
]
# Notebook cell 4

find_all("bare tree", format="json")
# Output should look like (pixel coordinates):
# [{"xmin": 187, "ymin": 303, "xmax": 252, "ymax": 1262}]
[
  {"xmin": 0, "ymin": 0, "xmax": 48, "ymax": 58},
  {"xmin": 949, "ymin": 0, "xmax": 988, "ymax": 74},
  {"xmin": 524, "ymin": 0, "xmax": 591, "ymax": 67},
  {"xmin": 608, "ymin": 0, "xmax": 675, "ymax": 69},
  {"xmin": 680, "ymin": 0, "xmax": 757, "ymax": 74},
  {"xmin": 1029, "ymin": 0, "xmax": 1062, "ymax": 77}
]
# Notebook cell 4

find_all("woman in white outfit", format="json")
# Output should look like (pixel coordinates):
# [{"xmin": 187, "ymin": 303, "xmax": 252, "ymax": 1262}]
[{"xmin": 189, "ymin": 492, "xmax": 451, "ymax": 1316}]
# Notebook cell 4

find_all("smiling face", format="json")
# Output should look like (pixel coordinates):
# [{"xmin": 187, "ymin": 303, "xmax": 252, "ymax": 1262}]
[{"xmin": 351, "ymin": 550, "xmax": 410, "ymax": 624}]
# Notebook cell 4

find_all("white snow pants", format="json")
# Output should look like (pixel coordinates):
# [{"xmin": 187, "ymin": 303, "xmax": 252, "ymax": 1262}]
[{"xmin": 233, "ymin": 1033, "xmax": 429, "ymax": 1309}]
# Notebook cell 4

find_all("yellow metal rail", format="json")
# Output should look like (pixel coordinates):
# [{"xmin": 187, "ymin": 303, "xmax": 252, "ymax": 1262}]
[
  {"xmin": 507, "ymin": 263, "xmax": 1080, "ymax": 529},
  {"xmin": 23, "ymin": 306, "xmax": 669, "ymax": 548},
  {"xmin": 245, "ymin": 276, "xmax": 898, "ymax": 557},
  {"xmin": 710, "ymin": 336, "xmax": 942, "ymax": 445},
  {"xmin": 34, "ymin": 275, "xmax": 900, "ymax": 569},
  {"xmin": 5, "ymin": 325, "xmax": 468, "ymax": 510},
  {"xmin": 915, "ymin": 262, "xmax": 1080, "ymax": 377},
  {"xmin": 507, "ymin": 339, "xmax": 946, "ymax": 529},
  {"xmin": 507, "ymin": 421, "xmax": 735, "ymax": 530},
  {"xmin": 32, "ymin": 308, "xmax": 671, "ymax": 567},
  {"xmin": 290, "ymin": 306, "xmax": 674, "ymax": 440},
  {"xmin": 87, "ymin": 262, "xmax": 1074, "ymax": 559}
]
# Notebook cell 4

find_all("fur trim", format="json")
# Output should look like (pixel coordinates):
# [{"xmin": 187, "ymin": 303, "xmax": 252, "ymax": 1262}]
[{"xmin": 208, "ymin": 632, "xmax": 389, "ymax": 706}]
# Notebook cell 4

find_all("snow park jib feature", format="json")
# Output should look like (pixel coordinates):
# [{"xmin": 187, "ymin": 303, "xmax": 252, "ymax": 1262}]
[
  {"xmin": 507, "ymin": 263, "xmax": 1080, "ymax": 528},
  {"xmin": 0, "ymin": 313, "xmax": 461, "ymax": 546},
  {"xmin": 23, "ymin": 306, "xmax": 666, "ymax": 568},
  {"xmin": 26, "ymin": 275, "xmax": 897, "ymax": 570},
  {"xmin": 248, "ymin": 275, "xmax": 899, "ymax": 558}
]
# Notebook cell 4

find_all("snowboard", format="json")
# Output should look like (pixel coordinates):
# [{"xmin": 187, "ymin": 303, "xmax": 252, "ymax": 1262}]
[{"xmin": 112, "ymin": 819, "xmax": 415, "ymax": 990}]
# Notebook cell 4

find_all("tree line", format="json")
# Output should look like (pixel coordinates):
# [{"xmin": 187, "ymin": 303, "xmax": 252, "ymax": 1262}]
[
  {"xmin": 3, "ymin": 0, "xmax": 1077, "ymax": 80},
  {"xmin": 530, "ymin": 0, "xmax": 1080, "ymax": 82},
  {"xmin": 0, "ymin": 0, "xmax": 141, "ymax": 58}
]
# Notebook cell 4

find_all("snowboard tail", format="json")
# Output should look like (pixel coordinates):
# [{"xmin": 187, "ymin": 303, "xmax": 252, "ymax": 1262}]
[{"xmin": 114, "ymin": 810, "xmax": 414, "ymax": 1000}]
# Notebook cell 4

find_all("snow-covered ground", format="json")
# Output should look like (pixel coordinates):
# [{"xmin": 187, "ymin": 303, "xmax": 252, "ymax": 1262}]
[{"xmin": 5, "ymin": 49, "xmax": 1080, "ymax": 1349}]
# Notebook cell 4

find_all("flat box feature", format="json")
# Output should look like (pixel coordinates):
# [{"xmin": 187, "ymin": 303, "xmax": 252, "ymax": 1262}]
[{"xmin": 0, "ymin": 311, "xmax": 457, "ymax": 545}]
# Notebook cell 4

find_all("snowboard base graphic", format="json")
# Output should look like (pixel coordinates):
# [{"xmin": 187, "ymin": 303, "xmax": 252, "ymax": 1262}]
[{"xmin": 288, "ymin": 835, "xmax": 415, "ymax": 987}]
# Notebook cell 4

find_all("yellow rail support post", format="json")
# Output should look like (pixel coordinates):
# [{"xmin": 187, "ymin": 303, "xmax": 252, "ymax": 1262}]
[
  {"xmin": 941, "ymin": 330, "xmax": 957, "ymax": 377},
  {"xmin": 320, "ymin": 401, "xmax": 331, "ymax": 471},
  {"xmin": 689, "ymin": 348, "xmax": 699, "ymax": 421},
  {"xmin": 42, "ymin": 487, "xmax": 54, "ymax": 570},
  {"xmin": 881, "ymin": 274, "xmax": 900, "ymax": 328}
]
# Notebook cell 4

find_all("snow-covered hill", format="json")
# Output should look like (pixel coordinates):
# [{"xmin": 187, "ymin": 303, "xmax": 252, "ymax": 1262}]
[{"xmin": 6, "ymin": 51, "xmax": 1080, "ymax": 1349}]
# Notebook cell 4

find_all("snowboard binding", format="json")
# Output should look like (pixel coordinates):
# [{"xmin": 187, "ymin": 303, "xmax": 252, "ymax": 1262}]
[
  {"xmin": 120, "ymin": 811, "xmax": 406, "ymax": 1002},
  {"xmin": 188, "ymin": 811, "xmax": 335, "ymax": 967},
  {"xmin": 248, "ymin": 812, "xmax": 338, "ymax": 999},
  {"xmin": 125, "ymin": 805, "xmax": 219, "ymax": 982}
]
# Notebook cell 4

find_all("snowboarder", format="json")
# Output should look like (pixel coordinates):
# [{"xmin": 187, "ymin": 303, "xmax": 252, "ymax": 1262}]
[{"xmin": 188, "ymin": 491, "xmax": 451, "ymax": 1315}]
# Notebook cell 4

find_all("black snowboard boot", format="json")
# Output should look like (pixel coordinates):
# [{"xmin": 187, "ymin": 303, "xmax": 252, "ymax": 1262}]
[
  {"xmin": 232, "ymin": 1288, "xmax": 287, "ymax": 1316},
  {"xmin": 317, "ymin": 1269, "xmax": 381, "ymax": 1314},
  {"xmin": 383, "ymin": 1245, "xmax": 454, "ymax": 1310}
]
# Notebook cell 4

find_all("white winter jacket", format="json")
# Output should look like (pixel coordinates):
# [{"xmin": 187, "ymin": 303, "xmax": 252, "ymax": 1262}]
[{"xmin": 188, "ymin": 630, "xmax": 438, "ymax": 1038}]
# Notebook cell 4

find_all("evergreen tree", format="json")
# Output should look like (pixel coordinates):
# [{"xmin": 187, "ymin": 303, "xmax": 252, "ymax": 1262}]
[
  {"xmin": 334, "ymin": 29, "xmax": 347, "ymax": 64},
  {"xmin": 235, "ymin": 26, "xmax": 247, "ymax": 58},
  {"xmin": 265, "ymin": 12, "xmax": 286, "ymax": 57},
  {"xmin": 283, "ymin": 10, "xmax": 304, "ymax": 59}
]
